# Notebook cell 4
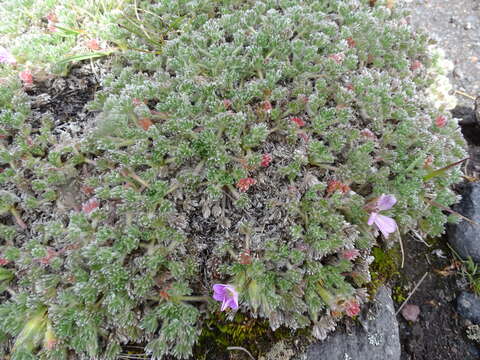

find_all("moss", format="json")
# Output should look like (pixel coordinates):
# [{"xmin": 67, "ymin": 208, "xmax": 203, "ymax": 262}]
[
  {"xmin": 368, "ymin": 246, "xmax": 401, "ymax": 296},
  {"xmin": 194, "ymin": 312, "xmax": 309, "ymax": 359}
]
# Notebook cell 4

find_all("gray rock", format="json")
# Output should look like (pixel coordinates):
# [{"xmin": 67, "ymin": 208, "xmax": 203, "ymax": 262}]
[
  {"xmin": 448, "ymin": 182, "xmax": 480, "ymax": 262},
  {"xmin": 457, "ymin": 292, "xmax": 480, "ymax": 324},
  {"xmin": 297, "ymin": 287, "xmax": 400, "ymax": 360}
]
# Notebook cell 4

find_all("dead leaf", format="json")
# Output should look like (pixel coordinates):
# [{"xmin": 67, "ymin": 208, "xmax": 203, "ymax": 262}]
[{"xmin": 138, "ymin": 118, "xmax": 153, "ymax": 130}]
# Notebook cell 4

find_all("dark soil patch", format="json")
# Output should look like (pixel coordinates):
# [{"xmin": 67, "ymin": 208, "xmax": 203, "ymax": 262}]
[
  {"xmin": 28, "ymin": 65, "xmax": 99, "ymax": 138},
  {"xmin": 394, "ymin": 235, "xmax": 479, "ymax": 360}
]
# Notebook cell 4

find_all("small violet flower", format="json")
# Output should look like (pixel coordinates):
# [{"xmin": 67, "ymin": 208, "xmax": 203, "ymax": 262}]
[
  {"xmin": 367, "ymin": 194, "xmax": 397, "ymax": 239},
  {"xmin": 0, "ymin": 46, "xmax": 16, "ymax": 65},
  {"xmin": 212, "ymin": 284, "xmax": 239, "ymax": 311}
]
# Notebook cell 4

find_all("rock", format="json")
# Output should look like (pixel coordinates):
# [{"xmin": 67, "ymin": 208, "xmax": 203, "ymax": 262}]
[
  {"xmin": 298, "ymin": 287, "xmax": 400, "ymax": 360},
  {"xmin": 448, "ymin": 182, "xmax": 480, "ymax": 262},
  {"xmin": 456, "ymin": 292, "xmax": 480, "ymax": 324}
]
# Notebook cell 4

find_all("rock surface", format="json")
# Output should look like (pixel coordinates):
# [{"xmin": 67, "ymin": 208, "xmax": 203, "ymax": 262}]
[
  {"xmin": 297, "ymin": 287, "xmax": 400, "ymax": 360},
  {"xmin": 448, "ymin": 182, "xmax": 480, "ymax": 262},
  {"xmin": 456, "ymin": 292, "xmax": 480, "ymax": 324}
]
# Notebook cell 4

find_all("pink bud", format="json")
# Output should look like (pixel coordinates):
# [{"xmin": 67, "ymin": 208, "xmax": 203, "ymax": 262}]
[
  {"xmin": 291, "ymin": 117, "xmax": 305, "ymax": 127},
  {"xmin": 435, "ymin": 115, "xmax": 447, "ymax": 128},
  {"xmin": 341, "ymin": 249, "xmax": 360, "ymax": 261},
  {"xmin": 39, "ymin": 249, "xmax": 57, "ymax": 265},
  {"xmin": 360, "ymin": 128, "xmax": 376, "ymax": 139},
  {"xmin": 223, "ymin": 99, "xmax": 232, "ymax": 109},
  {"xmin": 0, "ymin": 258, "xmax": 10, "ymax": 266},
  {"xmin": 237, "ymin": 178, "xmax": 256, "ymax": 192},
  {"xmin": 19, "ymin": 70, "xmax": 33, "ymax": 85},
  {"xmin": 262, "ymin": 100, "xmax": 272, "ymax": 113},
  {"xmin": 260, "ymin": 153, "xmax": 272, "ymax": 167},
  {"xmin": 329, "ymin": 53, "xmax": 345, "ymax": 64},
  {"xmin": 46, "ymin": 12, "xmax": 58, "ymax": 23},
  {"xmin": 85, "ymin": 39, "xmax": 101, "ymax": 51},
  {"xmin": 82, "ymin": 198, "xmax": 100, "ymax": 214},
  {"xmin": 410, "ymin": 60, "xmax": 422, "ymax": 71},
  {"xmin": 344, "ymin": 299, "xmax": 360, "ymax": 317}
]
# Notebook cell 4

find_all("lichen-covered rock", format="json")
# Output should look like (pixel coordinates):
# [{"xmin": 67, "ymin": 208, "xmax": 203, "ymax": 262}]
[
  {"xmin": 298, "ymin": 287, "xmax": 400, "ymax": 360},
  {"xmin": 457, "ymin": 291, "xmax": 480, "ymax": 324}
]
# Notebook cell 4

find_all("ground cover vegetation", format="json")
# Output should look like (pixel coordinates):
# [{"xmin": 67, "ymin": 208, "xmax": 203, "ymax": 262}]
[{"xmin": 0, "ymin": 0, "xmax": 467, "ymax": 359}]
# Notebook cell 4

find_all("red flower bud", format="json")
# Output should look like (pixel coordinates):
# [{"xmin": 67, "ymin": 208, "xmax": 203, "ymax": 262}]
[
  {"xmin": 237, "ymin": 177, "xmax": 256, "ymax": 192},
  {"xmin": 435, "ymin": 115, "xmax": 447, "ymax": 128},
  {"xmin": 410, "ymin": 60, "xmax": 422, "ymax": 71},
  {"xmin": 291, "ymin": 117, "xmax": 305, "ymax": 127},
  {"xmin": 260, "ymin": 153, "xmax": 272, "ymax": 167},
  {"xmin": 19, "ymin": 70, "xmax": 33, "ymax": 85},
  {"xmin": 82, "ymin": 198, "xmax": 100, "ymax": 214}
]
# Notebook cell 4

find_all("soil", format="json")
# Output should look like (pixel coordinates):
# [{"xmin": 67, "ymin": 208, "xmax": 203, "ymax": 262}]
[
  {"xmin": 396, "ymin": 1, "xmax": 480, "ymax": 359},
  {"xmin": 395, "ymin": 235, "xmax": 479, "ymax": 360}
]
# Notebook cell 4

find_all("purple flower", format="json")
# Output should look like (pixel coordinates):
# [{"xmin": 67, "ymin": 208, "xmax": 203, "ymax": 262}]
[
  {"xmin": 0, "ymin": 47, "xmax": 16, "ymax": 65},
  {"xmin": 367, "ymin": 194, "xmax": 397, "ymax": 238},
  {"xmin": 212, "ymin": 284, "xmax": 239, "ymax": 311}
]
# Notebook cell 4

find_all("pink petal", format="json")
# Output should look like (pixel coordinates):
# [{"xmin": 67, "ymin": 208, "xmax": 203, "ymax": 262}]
[
  {"xmin": 226, "ymin": 297, "xmax": 239, "ymax": 310},
  {"xmin": 377, "ymin": 194, "xmax": 396, "ymax": 211},
  {"xmin": 367, "ymin": 212, "xmax": 378, "ymax": 226},
  {"xmin": 212, "ymin": 284, "xmax": 227, "ymax": 301},
  {"xmin": 374, "ymin": 214, "xmax": 397, "ymax": 238},
  {"xmin": 0, "ymin": 47, "xmax": 16, "ymax": 65}
]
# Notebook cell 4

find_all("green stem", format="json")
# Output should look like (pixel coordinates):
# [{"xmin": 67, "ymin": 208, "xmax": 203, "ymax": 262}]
[{"xmin": 178, "ymin": 296, "xmax": 209, "ymax": 302}]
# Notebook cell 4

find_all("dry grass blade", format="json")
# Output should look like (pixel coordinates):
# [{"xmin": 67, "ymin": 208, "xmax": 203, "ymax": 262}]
[
  {"xmin": 396, "ymin": 272, "xmax": 428, "ymax": 315},
  {"xmin": 425, "ymin": 198, "xmax": 479, "ymax": 226},
  {"xmin": 227, "ymin": 346, "xmax": 256, "ymax": 360},
  {"xmin": 455, "ymin": 90, "xmax": 477, "ymax": 100},
  {"xmin": 423, "ymin": 157, "xmax": 469, "ymax": 181}
]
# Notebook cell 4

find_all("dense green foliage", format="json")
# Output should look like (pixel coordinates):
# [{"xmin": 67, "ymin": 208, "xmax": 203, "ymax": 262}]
[{"xmin": 0, "ymin": 0, "xmax": 466, "ymax": 359}]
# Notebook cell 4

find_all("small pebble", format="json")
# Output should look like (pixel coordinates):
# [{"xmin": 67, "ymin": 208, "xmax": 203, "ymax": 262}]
[{"xmin": 401, "ymin": 304, "xmax": 421, "ymax": 322}]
